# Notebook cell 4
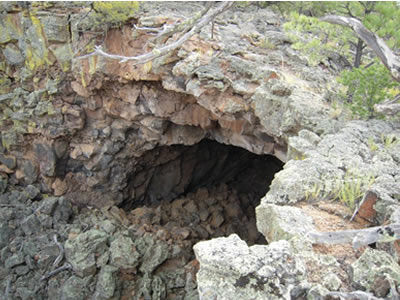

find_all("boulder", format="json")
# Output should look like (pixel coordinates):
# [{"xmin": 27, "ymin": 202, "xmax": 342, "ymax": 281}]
[
  {"xmin": 109, "ymin": 233, "xmax": 140, "ymax": 269},
  {"xmin": 137, "ymin": 235, "xmax": 169, "ymax": 274},
  {"xmin": 194, "ymin": 234, "xmax": 305, "ymax": 300},
  {"xmin": 351, "ymin": 248, "xmax": 400, "ymax": 297},
  {"xmin": 94, "ymin": 265, "xmax": 118, "ymax": 300},
  {"xmin": 0, "ymin": 153, "xmax": 17, "ymax": 170},
  {"xmin": 256, "ymin": 203, "xmax": 315, "ymax": 242},
  {"xmin": 65, "ymin": 229, "xmax": 109, "ymax": 277},
  {"xmin": 60, "ymin": 276, "xmax": 92, "ymax": 300}
]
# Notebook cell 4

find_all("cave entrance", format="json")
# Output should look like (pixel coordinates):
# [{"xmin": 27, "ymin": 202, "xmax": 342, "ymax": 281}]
[{"xmin": 123, "ymin": 139, "xmax": 283, "ymax": 245}]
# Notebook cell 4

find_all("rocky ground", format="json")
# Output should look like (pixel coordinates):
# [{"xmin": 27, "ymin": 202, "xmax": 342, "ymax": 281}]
[
  {"xmin": 1, "ymin": 1, "xmax": 400, "ymax": 300},
  {"xmin": 0, "ymin": 179, "xmax": 269, "ymax": 299}
]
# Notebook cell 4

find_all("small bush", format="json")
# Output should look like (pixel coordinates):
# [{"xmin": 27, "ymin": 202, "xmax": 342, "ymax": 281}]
[{"xmin": 338, "ymin": 63, "xmax": 397, "ymax": 119}]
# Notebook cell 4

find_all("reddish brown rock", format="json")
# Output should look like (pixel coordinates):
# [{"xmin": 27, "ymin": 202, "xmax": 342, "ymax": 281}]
[
  {"xmin": 354, "ymin": 190, "xmax": 378, "ymax": 225},
  {"xmin": 52, "ymin": 178, "xmax": 68, "ymax": 196}
]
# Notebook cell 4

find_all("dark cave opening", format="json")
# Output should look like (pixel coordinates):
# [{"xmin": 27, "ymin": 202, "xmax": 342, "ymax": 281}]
[{"xmin": 122, "ymin": 139, "xmax": 283, "ymax": 245}]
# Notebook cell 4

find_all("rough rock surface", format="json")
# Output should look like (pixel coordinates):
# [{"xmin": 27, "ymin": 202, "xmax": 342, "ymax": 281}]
[
  {"xmin": 351, "ymin": 247, "xmax": 400, "ymax": 297},
  {"xmin": 194, "ymin": 234, "xmax": 305, "ymax": 300},
  {"xmin": 0, "ymin": 2, "xmax": 336, "ymax": 209},
  {"xmin": 1, "ymin": 2, "xmax": 400, "ymax": 300},
  {"xmin": 258, "ymin": 120, "xmax": 400, "ymax": 224}
]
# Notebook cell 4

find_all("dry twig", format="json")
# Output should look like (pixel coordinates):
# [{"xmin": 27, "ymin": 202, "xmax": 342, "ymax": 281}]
[
  {"xmin": 52, "ymin": 234, "xmax": 64, "ymax": 268},
  {"xmin": 40, "ymin": 263, "xmax": 72, "ymax": 281},
  {"xmin": 39, "ymin": 234, "xmax": 70, "ymax": 281},
  {"xmin": 76, "ymin": 2, "xmax": 233, "ymax": 65}
]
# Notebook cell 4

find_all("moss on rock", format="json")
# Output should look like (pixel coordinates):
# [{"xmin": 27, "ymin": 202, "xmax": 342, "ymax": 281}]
[{"xmin": 92, "ymin": 2, "xmax": 139, "ymax": 27}]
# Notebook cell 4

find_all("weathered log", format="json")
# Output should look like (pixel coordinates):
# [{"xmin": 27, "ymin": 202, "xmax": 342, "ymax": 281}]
[
  {"xmin": 374, "ymin": 102, "xmax": 400, "ymax": 116},
  {"xmin": 307, "ymin": 223, "xmax": 400, "ymax": 249},
  {"xmin": 327, "ymin": 291, "xmax": 383, "ymax": 300}
]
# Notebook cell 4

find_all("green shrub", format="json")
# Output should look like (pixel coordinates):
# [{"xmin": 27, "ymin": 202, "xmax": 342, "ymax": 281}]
[{"xmin": 338, "ymin": 63, "xmax": 397, "ymax": 119}]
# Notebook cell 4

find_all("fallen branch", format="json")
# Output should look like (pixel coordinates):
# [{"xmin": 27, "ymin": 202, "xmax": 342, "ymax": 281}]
[
  {"xmin": 38, "ymin": 234, "xmax": 69, "ymax": 282},
  {"xmin": 52, "ymin": 234, "xmax": 64, "ymax": 268},
  {"xmin": 40, "ymin": 263, "xmax": 72, "ymax": 281},
  {"xmin": 307, "ymin": 223, "xmax": 400, "ymax": 249},
  {"xmin": 327, "ymin": 290, "xmax": 383, "ymax": 300},
  {"xmin": 5, "ymin": 276, "xmax": 11, "ymax": 299},
  {"xmin": 374, "ymin": 95, "xmax": 400, "ymax": 116},
  {"xmin": 77, "ymin": 2, "xmax": 233, "ymax": 65},
  {"xmin": 144, "ymin": 1, "xmax": 213, "ymax": 46},
  {"xmin": 374, "ymin": 103, "xmax": 400, "ymax": 116}
]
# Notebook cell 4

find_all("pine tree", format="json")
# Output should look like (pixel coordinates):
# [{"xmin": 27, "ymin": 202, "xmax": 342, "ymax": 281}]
[{"xmin": 280, "ymin": 2, "xmax": 400, "ymax": 118}]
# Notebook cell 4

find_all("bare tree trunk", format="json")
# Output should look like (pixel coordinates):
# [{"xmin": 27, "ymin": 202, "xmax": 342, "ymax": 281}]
[
  {"xmin": 320, "ymin": 15, "xmax": 400, "ymax": 82},
  {"xmin": 354, "ymin": 38, "xmax": 364, "ymax": 68},
  {"xmin": 321, "ymin": 15, "xmax": 400, "ymax": 115}
]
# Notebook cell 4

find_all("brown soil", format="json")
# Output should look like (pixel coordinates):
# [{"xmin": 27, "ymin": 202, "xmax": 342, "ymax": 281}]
[{"xmin": 297, "ymin": 201, "xmax": 373, "ymax": 292}]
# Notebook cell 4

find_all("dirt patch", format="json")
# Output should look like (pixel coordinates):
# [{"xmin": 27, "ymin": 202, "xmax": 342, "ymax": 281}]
[{"xmin": 297, "ymin": 201, "xmax": 373, "ymax": 291}]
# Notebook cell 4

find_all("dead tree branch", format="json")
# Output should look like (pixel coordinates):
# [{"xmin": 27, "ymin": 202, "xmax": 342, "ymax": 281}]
[
  {"xmin": 307, "ymin": 223, "xmax": 400, "ymax": 249},
  {"xmin": 52, "ymin": 234, "xmax": 64, "ymax": 268},
  {"xmin": 77, "ymin": 2, "xmax": 232, "ymax": 65},
  {"xmin": 146, "ymin": 2, "xmax": 213, "ymax": 45},
  {"xmin": 40, "ymin": 263, "xmax": 72, "ymax": 281},
  {"xmin": 39, "ymin": 234, "xmax": 69, "ymax": 281},
  {"xmin": 321, "ymin": 15, "xmax": 400, "ymax": 115},
  {"xmin": 374, "ymin": 94, "xmax": 400, "ymax": 116},
  {"xmin": 327, "ymin": 290, "xmax": 383, "ymax": 300},
  {"xmin": 320, "ymin": 15, "xmax": 400, "ymax": 82}
]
